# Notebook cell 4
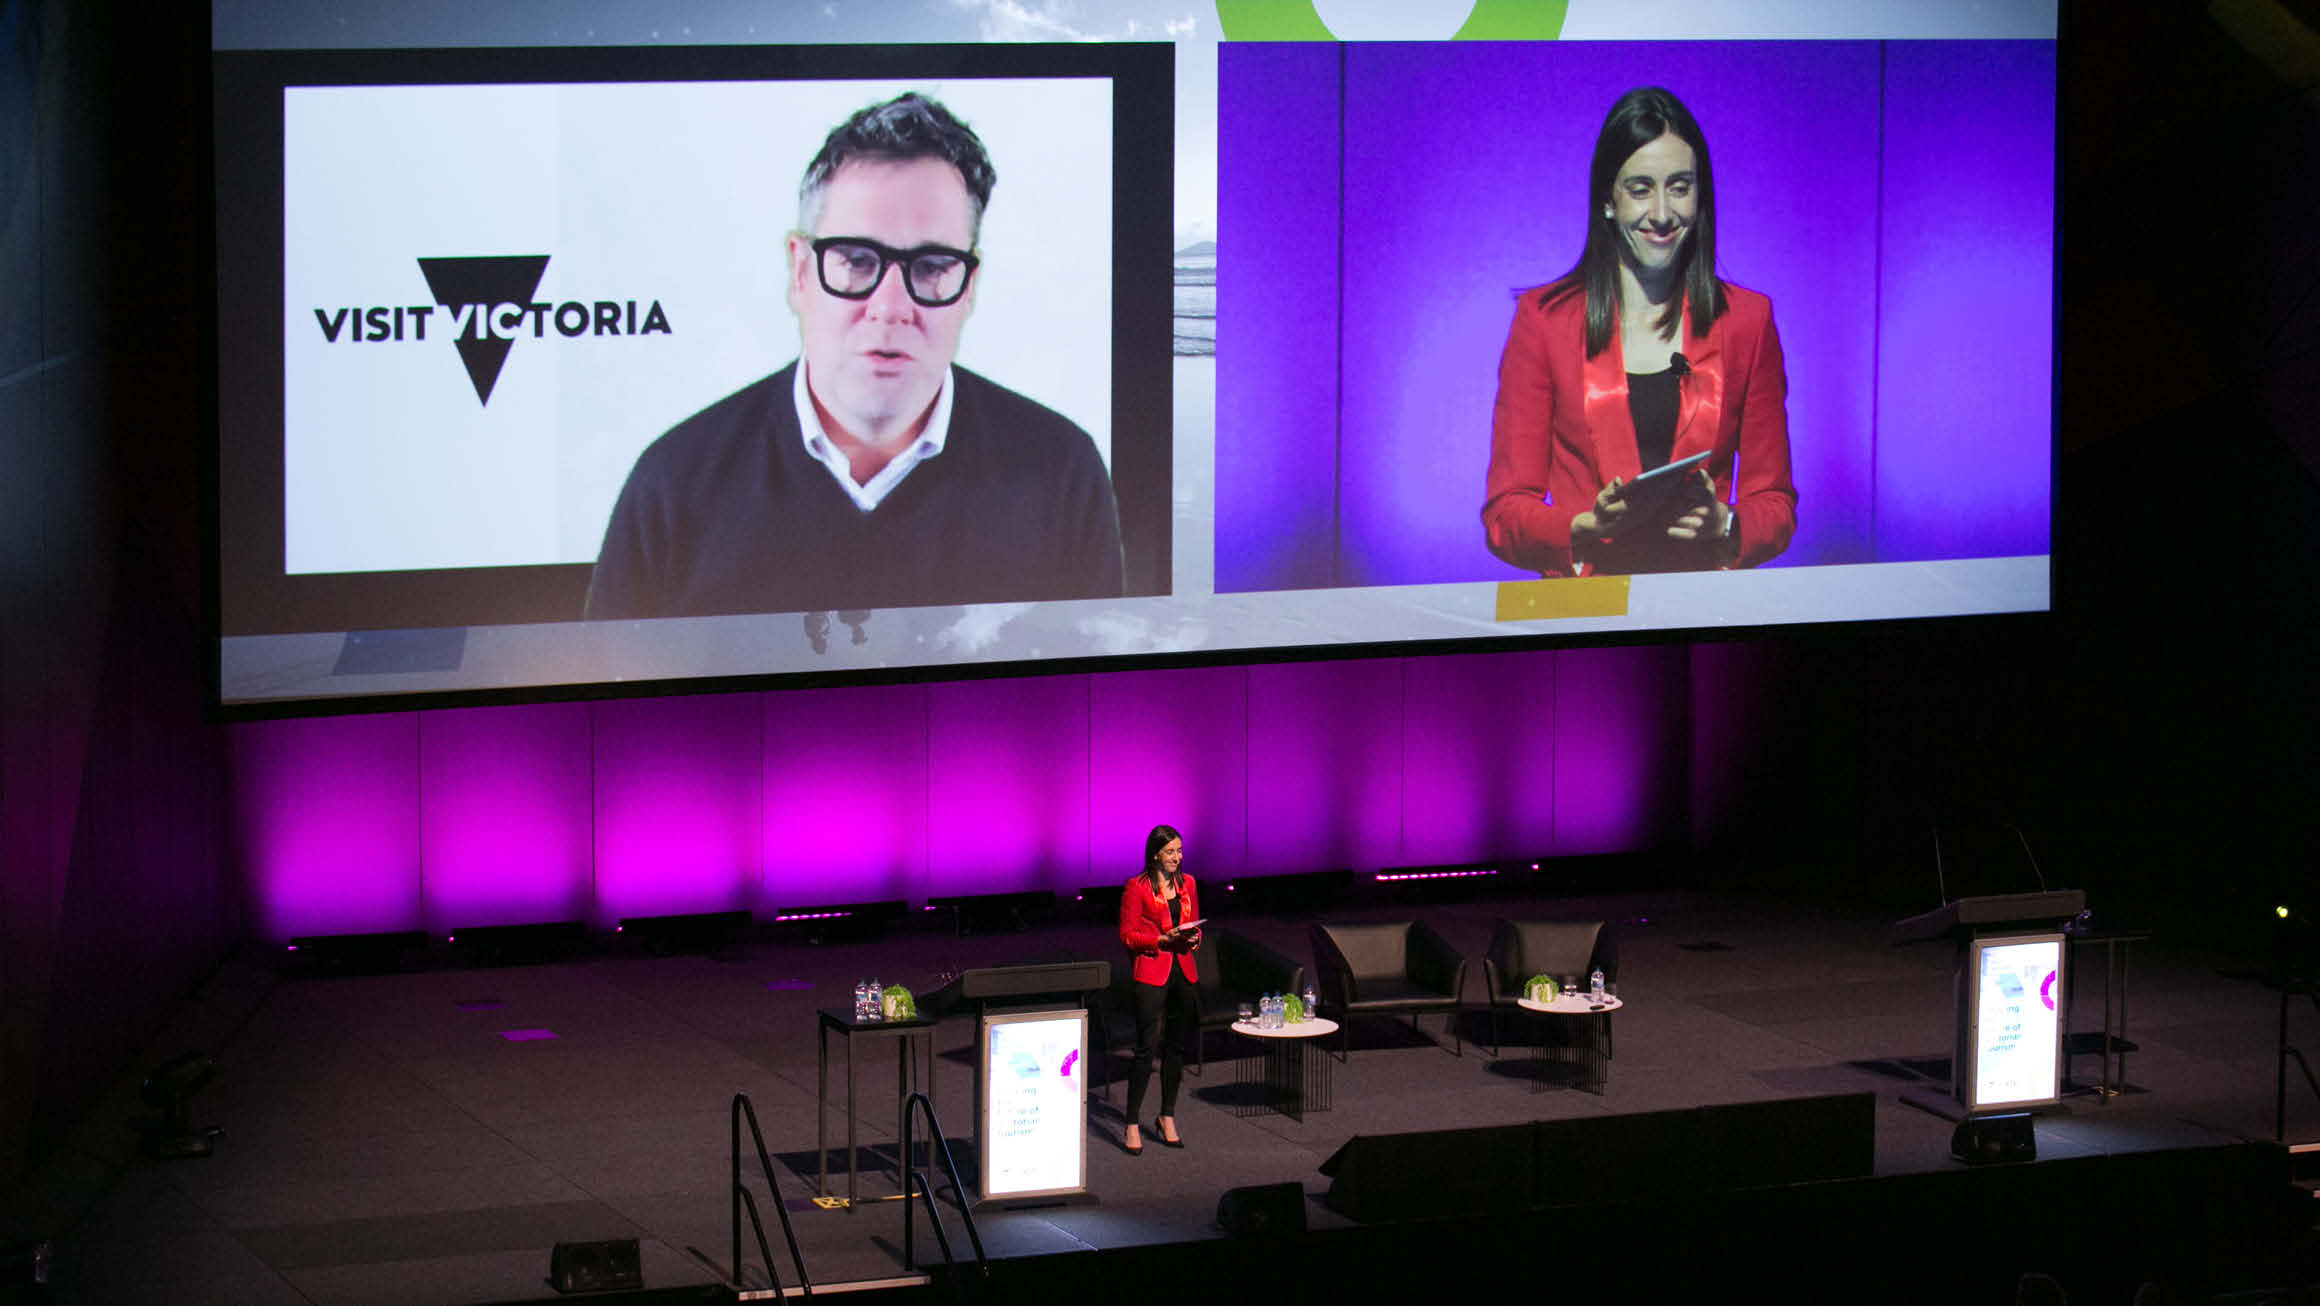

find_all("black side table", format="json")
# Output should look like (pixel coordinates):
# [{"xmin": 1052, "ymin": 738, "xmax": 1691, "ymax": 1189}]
[
  {"xmin": 816, "ymin": 1007, "xmax": 939, "ymax": 1209},
  {"xmin": 2064, "ymin": 929, "xmax": 2150, "ymax": 1099}
]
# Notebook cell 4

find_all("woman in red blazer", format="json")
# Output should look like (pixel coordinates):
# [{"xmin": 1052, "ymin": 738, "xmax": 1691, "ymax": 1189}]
[
  {"xmin": 1483, "ymin": 86, "xmax": 1796, "ymax": 579},
  {"xmin": 1117, "ymin": 824, "xmax": 1200, "ymax": 1154}
]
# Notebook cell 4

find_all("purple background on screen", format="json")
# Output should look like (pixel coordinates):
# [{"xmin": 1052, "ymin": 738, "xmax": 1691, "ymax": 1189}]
[
  {"xmin": 231, "ymin": 650, "xmax": 1707, "ymax": 940},
  {"xmin": 1877, "ymin": 41, "xmax": 2056, "ymax": 560},
  {"xmin": 1214, "ymin": 44, "xmax": 1345, "ymax": 593},
  {"xmin": 1215, "ymin": 41, "xmax": 2055, "ymax": 589}
]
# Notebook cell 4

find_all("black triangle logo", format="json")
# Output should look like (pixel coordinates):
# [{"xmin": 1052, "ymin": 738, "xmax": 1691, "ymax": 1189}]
[{"xmin": 416, "ymin": 255, "xmax": 551, "ymax": 405}]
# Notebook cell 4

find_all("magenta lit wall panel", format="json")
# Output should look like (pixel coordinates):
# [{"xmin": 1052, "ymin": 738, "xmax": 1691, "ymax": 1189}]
[
  {"xmin": 418, "ymin": 702, "xmax": 591, "ymax": 931},
  {"xmin": 761, "ymin": 684, "xmax": 928, "ymax": 910},
  {"xmin": 235, "ymin": 712, "xmax": 421, "ymax": 941},
  {"xmin": 926, "ymin": 676, "xmax": 1092, "ymax": 896},
  {"xmin": 590, "ymin": 693, "xmax": 760, "ymax": 923},
  {"xmin": 1553, "ymin": 645, "xmax": 1691, "ymax": 854},
  {"xmin": 1401, "ymin": 650, "xmax": 1558, "ymax": 865},
  {"xmin": 233, "ymin": 650, "xmax": 1708, "ymax": 938},
  {"xmin": 1244, "ymin": 660, "xmax": 1404, "ymax": 873},
  {"xmin": 1088, "ymin": 665, "xmax": 1250, "ymax": 886}
]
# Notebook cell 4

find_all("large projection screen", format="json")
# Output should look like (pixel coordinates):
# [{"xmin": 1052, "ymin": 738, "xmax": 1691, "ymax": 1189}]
[{"xmin": 211, "ymin": 4, "xmax": 2057, "ymax": 712}]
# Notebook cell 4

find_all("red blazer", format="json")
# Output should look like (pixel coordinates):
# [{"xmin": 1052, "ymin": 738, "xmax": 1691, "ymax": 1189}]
[
  {"xmin": 1118, "ymin": 872, "xmax": 1200, "ymax": 986},
  {"xmin": 1482, "ymin": 281, "xmax": 1796, "ymax": 578}
]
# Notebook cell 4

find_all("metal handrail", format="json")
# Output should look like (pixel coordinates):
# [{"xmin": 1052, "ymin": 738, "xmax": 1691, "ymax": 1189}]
[
  {"xmin": 731, "ymin": 1092, "xmax": 814, "ymax": 1298},
  {"xmin": 900, "ymin": 1091, "xmax": 987, "ymax": 1301}
]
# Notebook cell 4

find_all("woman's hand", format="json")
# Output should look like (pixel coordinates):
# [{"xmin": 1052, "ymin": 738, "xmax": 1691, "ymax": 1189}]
[
  {"xmin": 1571, "ymin": 477, "xmax": 1629, "ymax": 544},
  {"xmin": 1665, "ymin": 468, "xmax": 1738, "ymax": 562}
]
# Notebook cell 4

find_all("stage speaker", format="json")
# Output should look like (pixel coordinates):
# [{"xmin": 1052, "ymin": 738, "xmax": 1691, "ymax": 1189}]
[
  {"xmin": 1216, "ymin": 1182, "xmax": 1305, "ymax": 1237},
  {"xmin": 1950, "ymin": 1111, "xmax": 2036, "ymax": 1164},
  {"xmin": 1320, "ymin": 1122, "xmax": 1536, "ymax": 1221},
  {"xmin": 1534, "ymin": 1091, "xmax": 1876, "ymax": 1203},
  {"xmin": 1320, "ymin": 1094, "xmax": 1876, "ymax": 1222},
  {"xmin": 549, "ymin": 1238, "xmax": 641, "ymax": 1294}
]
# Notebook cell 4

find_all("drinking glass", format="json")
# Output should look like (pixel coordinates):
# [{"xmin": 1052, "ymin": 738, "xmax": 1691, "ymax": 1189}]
[{"xmin": 1237, "ymin": 1002, "xmax": 1256, "ymax": 1026}]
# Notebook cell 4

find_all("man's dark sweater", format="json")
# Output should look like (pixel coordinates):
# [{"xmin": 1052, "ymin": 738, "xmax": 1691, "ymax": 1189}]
[{"xmin": 585, "ymin": 363, "xmax": 1124, "ymax": 620}]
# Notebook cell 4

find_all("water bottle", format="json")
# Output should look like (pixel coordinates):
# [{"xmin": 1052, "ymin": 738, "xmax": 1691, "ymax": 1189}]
[
  {"xmin": 1302, "ymin": 982, "xmax": 1318, "ymax": 1023},
  {"xmin": 1590, "ymin": 968, "xmax": 1606, "ymax": 1004},
  {"xmin": 1263, "ymin": 993, "xmax": 1279, "ymax": 1029},
  {"xmin": 854, "ymin": 978, "xmax": 869, "ymax": 1019},
  {"xmin": 867, "ymin": 976, "xmax": 883, "ymax": 1020}
]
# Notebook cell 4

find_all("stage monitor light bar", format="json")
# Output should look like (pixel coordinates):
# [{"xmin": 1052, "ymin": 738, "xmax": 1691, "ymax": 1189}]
[
  {"xmin": 769, "ymin": 899, "xmax": 906, "ymax": 925},
  {"xmin": 1374, "ymin": 865, "xmax": 1498, "ymax": 883}
]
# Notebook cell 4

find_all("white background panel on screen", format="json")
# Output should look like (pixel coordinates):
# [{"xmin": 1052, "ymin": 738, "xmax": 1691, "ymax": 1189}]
[{"xmin": 283, "ymin": 78, "xmax": 1112, "ymax": 576}]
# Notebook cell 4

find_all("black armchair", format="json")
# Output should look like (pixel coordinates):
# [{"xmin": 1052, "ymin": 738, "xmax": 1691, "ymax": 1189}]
[
  {"xmin": 1308, "ymin": 920, "xmax": 1468, "ymax": 1056},
  {"xmin": 1188, "ymin": 927, "xmax": 1307, "ymax": 1072},
  {"xmin": 1481, "ymin": 919, "xmax": 1616, "ymax": 1056}
]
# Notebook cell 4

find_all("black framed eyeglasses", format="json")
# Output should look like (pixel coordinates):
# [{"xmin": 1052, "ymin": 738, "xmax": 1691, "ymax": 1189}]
[{"xmin": 810, "ymin": 236, "xmax": 979, "ymax": 308}]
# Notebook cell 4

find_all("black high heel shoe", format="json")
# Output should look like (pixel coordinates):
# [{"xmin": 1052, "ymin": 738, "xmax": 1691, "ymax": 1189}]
[
  {"xmin": 1122, "ymin": 1128, "xmax": 1144, "ymax": 1156},
  {"xmin": 1152, "ymin": 1119, "xmax": 1185, "ymax": 1149}
]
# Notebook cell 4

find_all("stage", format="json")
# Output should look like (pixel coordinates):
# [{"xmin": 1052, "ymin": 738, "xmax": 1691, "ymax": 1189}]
[{"xmin": 16, "ymin": 887, "xmax": 2316, "ymax": 1304}]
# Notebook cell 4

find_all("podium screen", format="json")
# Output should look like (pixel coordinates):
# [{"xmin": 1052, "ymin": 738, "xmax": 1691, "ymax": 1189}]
[
  {"xmin": 1966, "ymin": 934, "xmax": 2064, "ymax": 1110},
  {"xmin": 978, "ymin": 1008, "xmax": 1088, "ymax": 1202}
]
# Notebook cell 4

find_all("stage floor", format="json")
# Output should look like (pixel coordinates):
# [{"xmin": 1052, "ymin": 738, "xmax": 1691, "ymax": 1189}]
[{"xmin": 15, "ymin": 888, "xmax": 2317, "ymax": 1304}]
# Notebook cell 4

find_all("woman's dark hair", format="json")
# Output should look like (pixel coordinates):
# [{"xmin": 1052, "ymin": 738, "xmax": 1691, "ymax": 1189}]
[
  {"xmin": 1142, "ymin": 824, "xmax": 1182, "ymax": 883},
  {"xmin": 1540, "ymin": 86, "xmax": 1724, "ymax": 357}
]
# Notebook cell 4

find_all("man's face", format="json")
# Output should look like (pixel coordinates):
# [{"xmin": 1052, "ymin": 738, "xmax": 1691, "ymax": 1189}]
[
  {"xmin": 1607, "ymin": 130, "xmax": 1698, "ymax": 275},
  {"xmin": 787, "ymin": 157, "xmax": 979, "ymax": 444}
]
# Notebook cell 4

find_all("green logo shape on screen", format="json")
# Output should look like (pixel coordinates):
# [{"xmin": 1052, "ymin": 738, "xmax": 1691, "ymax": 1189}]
[{"xmin": 1214, "ymin": 0, "xmax": 1566, "ymax": 41}]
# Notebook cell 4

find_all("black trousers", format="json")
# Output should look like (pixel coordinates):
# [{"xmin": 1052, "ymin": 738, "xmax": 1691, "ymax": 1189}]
[{"xmin": 1126, "ymin": 967, "xmax": 1197, "ymax": 1122}]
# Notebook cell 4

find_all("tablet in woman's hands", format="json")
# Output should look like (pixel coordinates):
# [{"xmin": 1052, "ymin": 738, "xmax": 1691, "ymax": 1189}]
[{"xmin": 1613, "ymin": 451, "xmax": 1712, "ymax": 526}]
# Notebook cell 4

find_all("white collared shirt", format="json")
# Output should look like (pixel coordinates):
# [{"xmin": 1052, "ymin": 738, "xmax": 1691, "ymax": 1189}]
[{"xmin": 792, "ymin": 360, "xmax": 955, "ymax": 513}]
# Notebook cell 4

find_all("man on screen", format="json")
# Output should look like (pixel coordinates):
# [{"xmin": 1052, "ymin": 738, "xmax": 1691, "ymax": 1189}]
[{"xmin": 585, "ymin": 92, "xmax": 1124, "ymax": 620}]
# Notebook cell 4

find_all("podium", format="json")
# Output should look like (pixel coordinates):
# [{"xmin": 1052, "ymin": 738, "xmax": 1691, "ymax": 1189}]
[
  {"xmin": 1893, "ymin": 889, "xmax": 2084, "ymax": 1120},
  {"xmin": 921, "ymin": 962, "xmax": 1110, "ymax": 1208}
]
